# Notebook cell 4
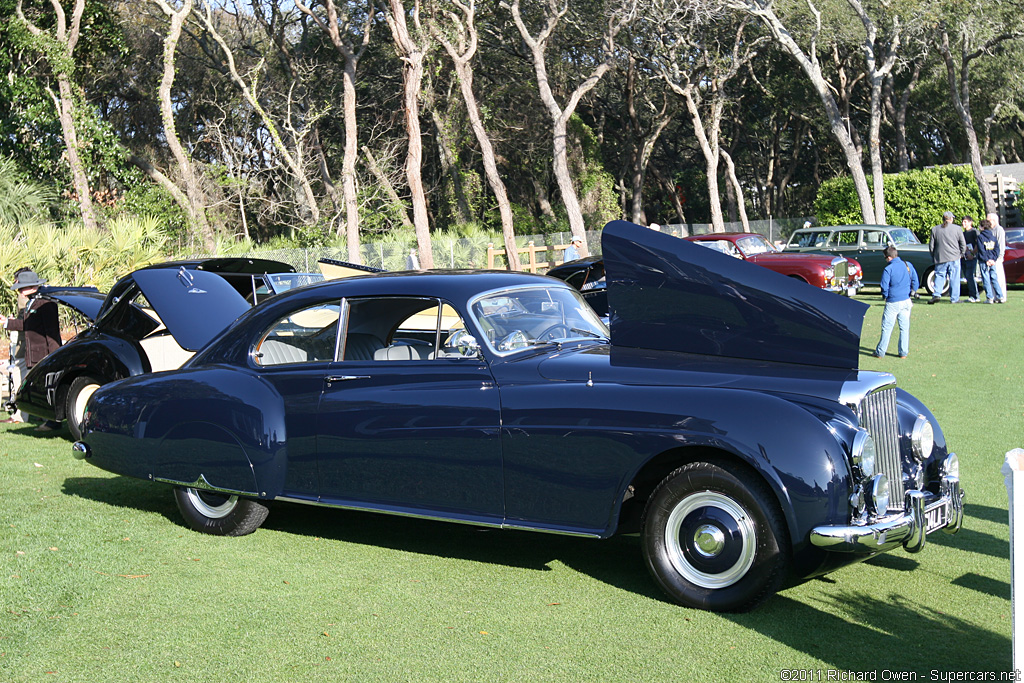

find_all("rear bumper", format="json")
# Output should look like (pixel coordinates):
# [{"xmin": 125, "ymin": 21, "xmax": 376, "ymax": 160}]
[{"xmin": 809, "ymin": 475, "xmax": 963, "ymax": 553}]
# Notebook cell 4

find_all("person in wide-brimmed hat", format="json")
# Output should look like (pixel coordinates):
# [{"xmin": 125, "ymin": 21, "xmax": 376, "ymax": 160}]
[{"xmin": 3, "ymin": 269, "xmax": 61, "ymax": 427}]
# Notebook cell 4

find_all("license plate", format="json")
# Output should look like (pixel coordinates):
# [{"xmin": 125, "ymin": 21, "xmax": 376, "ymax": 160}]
[
  {"xmin": 847, "ymin": 286, "xmax": 857, "ymax": 297},
  {"xmin": 925, "ymin": 504, "xmax": 947, "ymax": 533}
]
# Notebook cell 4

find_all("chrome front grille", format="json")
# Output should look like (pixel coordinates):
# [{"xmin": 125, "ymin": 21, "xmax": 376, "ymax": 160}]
[
  {"xmin": 856, "ymin": 386, "xmax": 904, "ymax": 510},
  {"xmin": 832, "ymin": 257, "xmax": 849, "ymax": 287}
]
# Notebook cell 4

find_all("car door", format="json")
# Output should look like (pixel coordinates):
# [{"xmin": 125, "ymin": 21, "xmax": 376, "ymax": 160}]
[
  {"xmin": 853, "ymin": 228, "xmax": 891, "ymax": 282},
  {"xmin": 314, "ymin": 296, "xmax": 504, "ymax": 523}
]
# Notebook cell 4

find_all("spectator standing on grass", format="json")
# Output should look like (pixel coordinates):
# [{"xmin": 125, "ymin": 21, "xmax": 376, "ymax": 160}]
[
  {"xmin": 2, "ymin": 269, "xmax": 61, "ymax": 428},
  {"xmin": 961, "ymin": 216, "xmax": 980, "ymax": 302},
  {"xmin": 928, "ymin": 211, "xmax": 966, "ymax": 304},
  {"xmin": 985, "ymin": 211, "xmax": 1008, "ymax": 303},
  {"xmin": 977, "ymin": 218, "xmax": 1005, "ymax": 304},
  {"xmin": 875, "ymin": 245, "xmax": 919, "ymax": 359}
]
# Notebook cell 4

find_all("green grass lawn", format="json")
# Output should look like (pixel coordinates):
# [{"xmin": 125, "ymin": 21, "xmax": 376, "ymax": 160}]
[{"xmin": 1, "ymin": 290, "xmax": 1019, "ymax": 682}]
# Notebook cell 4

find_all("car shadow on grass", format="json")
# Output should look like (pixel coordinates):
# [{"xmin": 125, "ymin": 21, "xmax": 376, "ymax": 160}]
[
  {"xmin": 60, "ymin": 474, "xmax": 666, "ymax": 602},
  {"xmin": 727, "ymin": 592, "xmax": 1011, "ymax": 672}
]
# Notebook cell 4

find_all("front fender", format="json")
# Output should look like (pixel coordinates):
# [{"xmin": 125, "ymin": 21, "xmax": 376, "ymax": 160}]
[{"xmin": 81, "ymin": 366, "xmax": 288, "ymax": 498}]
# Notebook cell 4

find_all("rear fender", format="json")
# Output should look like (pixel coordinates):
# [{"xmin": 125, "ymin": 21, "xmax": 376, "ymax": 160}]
[{"xmin": 82, "ymin": 367, "xmax": 288, "ymax": 498}]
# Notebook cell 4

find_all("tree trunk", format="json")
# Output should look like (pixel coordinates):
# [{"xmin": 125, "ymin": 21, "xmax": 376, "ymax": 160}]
[
  {"xmin": 430, "ymin": 1, "xmax": 521, "ymax": 270},
  {"xmin": 295, "ymin": 0, "xmax": 375, "ymax": 262},
  {"xmin": 732, "ymin": 0, "xmax": 877, "ymax": 223},
  {"xmin": 17, "ymin": 0, "xmax": 98, "ymax": 232},
  {"xmin": 154, "ymin": 0, "xmax": 216, "ymax": 251},
  {"xmin": 937, "ymin": 29, "xmax": 997, "ymax": 215},
  {"xmin": 509, "ymin": 0, "xmax": 625, "ymax": 251},
  {"xmin": 386, "ymin": 0, "xmax": 433, "ymax": 268}
]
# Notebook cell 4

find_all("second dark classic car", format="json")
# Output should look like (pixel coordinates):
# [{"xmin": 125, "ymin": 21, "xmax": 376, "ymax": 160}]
[
  {"xmin": 70, "ymin": 221, "xmax": 963, "ymax": 612},
  {"xmin": 14, "ymin": 257, "xmax": 316, "ymax": 440}
]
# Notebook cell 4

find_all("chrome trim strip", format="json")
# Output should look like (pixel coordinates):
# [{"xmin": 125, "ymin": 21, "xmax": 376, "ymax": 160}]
[
  {"xmin": 274, "ymin": 496, "xmax": 603, "ymax": 538},
  {"xmin": 810, "ymin": 474, "xmax": 962, "ymax": 553},
  {"xmin": 152, "ymin": 472, "xmax": 258, "ymax": 497}
]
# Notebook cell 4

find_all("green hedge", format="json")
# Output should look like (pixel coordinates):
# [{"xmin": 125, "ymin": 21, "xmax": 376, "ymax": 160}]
[{"xmin": 815, "ymin": 166, "xmax": 985, "ymax": 241}]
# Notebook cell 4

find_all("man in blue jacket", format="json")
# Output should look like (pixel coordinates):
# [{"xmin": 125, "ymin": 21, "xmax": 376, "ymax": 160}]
[{"xmin": 875, "ymin": 245, "xmax": 920, "ymax": 359}]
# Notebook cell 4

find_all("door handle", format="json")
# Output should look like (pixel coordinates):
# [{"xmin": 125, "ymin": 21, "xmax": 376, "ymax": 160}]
[{"xmin": 325, "ymin": 375, "xmax": 371, "ymax": 384}]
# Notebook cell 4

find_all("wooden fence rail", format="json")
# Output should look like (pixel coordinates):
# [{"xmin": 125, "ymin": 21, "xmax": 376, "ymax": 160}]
[{"xmin": 486, "ymin": 241, "xmax": 573, "ymax": 273}]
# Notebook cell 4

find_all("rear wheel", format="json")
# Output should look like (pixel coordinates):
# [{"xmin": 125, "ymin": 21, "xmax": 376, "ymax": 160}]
[
  {"xmin": 924, "ymin": 268, "xmax": 949, "ymax": 296},
  {"xmin": 65, "ymin": 375, "xmax": 103, "ymax": 441},
  {"xmin": 641, "ymin": 460, "xmax": 790, "ymax": 612},
  {"xmin": 173, "ymin": 487, "xmax": 269, "ymax": 536}
]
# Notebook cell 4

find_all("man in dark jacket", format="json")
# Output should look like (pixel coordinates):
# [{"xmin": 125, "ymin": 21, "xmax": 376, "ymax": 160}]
[
  {"xmin": 875, "ymin": 245, "xmax": 920, "ymax": 359},
  {"xmin": 928, "ymin": 210, "xmax": 967, "ymax": 304},
  {"xmin": 3, "ymin": 269, "xmax": 61, "ymax": 425},
  {"xmin": 977, "ymin": 218, "xmax": 1005, "ymax": 303}
]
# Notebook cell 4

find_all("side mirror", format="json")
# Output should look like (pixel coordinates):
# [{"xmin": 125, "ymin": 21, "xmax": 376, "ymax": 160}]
[{"xmin": 447, "ymin": 329, "xmax": 482, "ymax": 358}]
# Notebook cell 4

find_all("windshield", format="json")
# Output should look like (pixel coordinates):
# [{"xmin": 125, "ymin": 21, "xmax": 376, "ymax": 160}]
[
  {"xmin": 471, "ymin": 285, "xmax": 609, "ymax": 355},
  {"xmin": 888, "ymin": 228, "xmax": 920, "ymax": 245},
  {"xmin": 268, "ymin": 273, "xmax": 325, "ymax": 293},
  {"xmin": 735, "ymin": 235, "xmax": 777, "ymax": 255}
]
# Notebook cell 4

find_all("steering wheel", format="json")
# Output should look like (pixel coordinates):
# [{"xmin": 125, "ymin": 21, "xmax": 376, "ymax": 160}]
[{"xmin": 536, "ymin": 323, "xmax": 571, "ymax": 341}]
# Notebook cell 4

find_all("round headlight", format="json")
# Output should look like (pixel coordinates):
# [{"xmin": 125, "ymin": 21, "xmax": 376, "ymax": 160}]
[
  {"xmin": 865, "ymin": 473, "xmax": 890, "ymax": 516},
  {"xmin": 851, "ymin": 428, "xmax": 876, "ymax": 478},
  {"xmin": 911, "ymin": 415, "xmax": 934, "ymax": 462},
  {"xmin": 942, "ymin": 453, "xmax": 960, "ymax": 479}
]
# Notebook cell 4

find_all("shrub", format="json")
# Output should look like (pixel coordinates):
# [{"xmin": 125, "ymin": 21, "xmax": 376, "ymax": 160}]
[{"xmin": 814, "ymin": 166, "xmax": 985, "ymax": 240}]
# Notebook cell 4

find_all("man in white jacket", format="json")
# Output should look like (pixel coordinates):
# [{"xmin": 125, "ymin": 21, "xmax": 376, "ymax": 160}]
[{"xmin": 986, "ymin": 212, "xmax": 1008, "ymax": 302}]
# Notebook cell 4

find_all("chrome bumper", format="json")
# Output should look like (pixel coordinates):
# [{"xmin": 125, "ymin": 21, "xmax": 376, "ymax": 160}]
[{"xmin": 810, "ymin": 475, "xmax": 963, "ymax": 553}]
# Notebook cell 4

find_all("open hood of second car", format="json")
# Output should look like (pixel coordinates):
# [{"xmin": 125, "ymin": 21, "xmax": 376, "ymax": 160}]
[
  {"xmin": 133, "ymin": 267, "xmax": 251, "ymax": 352},
  {"xmin": 602, "ymin": 220, "xmax": 869, "ymax": 370}
]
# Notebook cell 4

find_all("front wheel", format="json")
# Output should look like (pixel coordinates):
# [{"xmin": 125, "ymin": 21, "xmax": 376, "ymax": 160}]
[
  {"xmin": 65, "ymin": 375, "xmax": 103, "ymax": 441},
  {"xmin": 173, "ymin": 487, "xmax": 269, "ymax": 536},
  {"xmin": 641, "ymin": 460, "xmax": 790, "ymax": 612}
]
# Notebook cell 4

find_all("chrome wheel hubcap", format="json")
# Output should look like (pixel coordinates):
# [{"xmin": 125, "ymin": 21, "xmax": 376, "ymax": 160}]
[
  {"xmin": 185, "ymin": 488, "xmax": 238, "ymax": 519},
  {"xmin": 666, "ymin": 491, "xmax": 757, "ymax": 589}
]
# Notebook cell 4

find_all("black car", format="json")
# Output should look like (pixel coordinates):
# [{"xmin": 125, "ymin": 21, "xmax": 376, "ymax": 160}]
[{"xmin": 14, "ymin": 258, "xmax": 319, "ymax": 439}]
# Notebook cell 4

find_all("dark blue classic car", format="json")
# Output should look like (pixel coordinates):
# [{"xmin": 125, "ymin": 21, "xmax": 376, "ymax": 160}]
[
  {"xmin": 70, "ymin": 221, "xmax": 963, "ymax": 612},
  {"xmin": 14, "ymin": 258, "xmax": 322, "ymax": 440}
]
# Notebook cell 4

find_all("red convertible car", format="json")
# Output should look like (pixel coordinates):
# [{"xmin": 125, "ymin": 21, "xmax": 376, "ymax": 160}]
[{"xmin": 686, "ymin": 232, "xmax": 863, "ymax": 294}]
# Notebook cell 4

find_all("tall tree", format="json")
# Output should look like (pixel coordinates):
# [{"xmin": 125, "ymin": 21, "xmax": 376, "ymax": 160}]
[
  {"xmin": 386, "ymin": 0, "xmax": 433, "ymax": 268},
  {"xmin": 508, "ymin": 0, "xmax": 634, "ymax": 247},
  {"xmin": 296, "ymin": 0, "xmax": 375, "ymax": 263},
  {"xmin": 15, "ymin": 0, "xmax": 98, "ymax": 231},
  {"xmin": 933, "ymin": 1, "xmax": 1023, "ymax": 214},
  {"xmin": 197, "ymin": 0, "xmax": 323, "ymax": 228},
  {"xmin": 151, "ymin": 0, "xmax": 216, "ymax": 250},
  {"xmin": 727, "ymin": 0, "xmax": 877, "ymax": 223},
  {"xmin": 428, "ymin": 0, "xmax": 521, "ymax": 270}
]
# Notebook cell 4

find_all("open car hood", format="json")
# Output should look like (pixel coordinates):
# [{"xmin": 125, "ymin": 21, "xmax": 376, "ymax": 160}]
[
  {"xmin": 133, "ymin": 267, "xmax": 251, "ymax": 352},
  {"xmin": 602, "ymin": 221, "xmax": 868, "ymax": 370},
  {"xmin": 36, "ymin": 286, "xmax": 104, "ymax": 322}
]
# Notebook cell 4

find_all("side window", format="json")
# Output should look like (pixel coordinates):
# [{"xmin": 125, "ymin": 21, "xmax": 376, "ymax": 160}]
[
  {"xmin": 341, "ymin": 297, "xmax": 469, "ymax": 362},
  {"xmin": 864, "ymin": 231, "xmax": 885, "ymax": 246},
  {"xmin": 254, "ymin": 301, "xmax": 341, "ymax": 366},
  {"xmin": 829, "ymin": 230, "xmax": 859, "ymax": 247}
]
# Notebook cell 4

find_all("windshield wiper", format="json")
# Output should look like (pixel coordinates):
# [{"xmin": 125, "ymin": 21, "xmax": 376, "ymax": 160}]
[{"xmin": 569, "ymin": 327, "xmax": 608, "ymax": 340}]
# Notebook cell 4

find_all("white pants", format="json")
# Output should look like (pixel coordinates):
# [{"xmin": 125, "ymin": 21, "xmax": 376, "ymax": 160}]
[{"xmin": 7, "ymin": 357, "xmax": 27, "ymax": 421}]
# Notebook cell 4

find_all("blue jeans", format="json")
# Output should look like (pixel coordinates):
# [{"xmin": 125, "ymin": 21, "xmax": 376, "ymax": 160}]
[
  {"xmin": 933, "ymin": 260, "xmax": 961, "ymax": 302},
  {"xmin": 980, "ymin": 262, "xmax": 1005, "ymax": 302},
  {"xmin": 962, "ymin": 257, "xmax": 979, "ymax": 299},
  {"xmin": 876, "ymin": 299, "xmax": 912, "ymax": 357}
]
